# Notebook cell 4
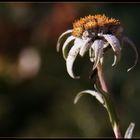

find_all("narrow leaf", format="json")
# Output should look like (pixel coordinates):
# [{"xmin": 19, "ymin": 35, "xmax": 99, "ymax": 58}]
[
  {"xmin": 74, "ymin": 90, "xmax": 105, "ymax": 105},
  {"xmin": 124, "ymin": 122, "xmax": 135, "ymax": 138}
]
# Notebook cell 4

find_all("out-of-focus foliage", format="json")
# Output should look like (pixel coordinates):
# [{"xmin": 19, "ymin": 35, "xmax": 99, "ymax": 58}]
[{"xmin": 0, "ymin": 2, "xmax": 139, "ymax": 138}]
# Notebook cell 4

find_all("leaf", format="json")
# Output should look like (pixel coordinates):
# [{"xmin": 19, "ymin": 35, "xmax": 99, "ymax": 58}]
[
  {"xmin": 124, "ymin": 122, "xmax": 135, "ymax": 138},
  {"xmin": 74, "ymin": 90, "xmax": 105, "ymax": 106}
]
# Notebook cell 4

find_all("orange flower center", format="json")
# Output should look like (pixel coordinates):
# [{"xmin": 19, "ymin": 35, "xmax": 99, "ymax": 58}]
[{"xmin": 72, "ymin": 14, "xmax": 122, "ymax": 37}]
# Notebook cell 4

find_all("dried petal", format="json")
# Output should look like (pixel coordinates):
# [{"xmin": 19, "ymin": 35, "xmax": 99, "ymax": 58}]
[
  {"xmin": 79, "ymin": 38, "xmax": 91, "ymax": 57},
  {"xmin": 56, "ymin": 29, "xmax": 72, "ymax": 52},
  {"xmin": 112, "ymin": 53, "xmax": 121, "ymax": 66},
  {"xmin": 74, "ymin": 90, "xmax": 105, "ymax": 105},
  {"xmin": 62, "ymin": 35, "xmax": 76, "ymax": 60},
  {"xmin": 66, "ymin": 38, "xmax": 82, "ymax": 79},
  {"xmin": 103, "ymin": 42, "xmax": 109, "ymax": 49},
  {"xmin": 91, "ymin": 40, "xmax": 104, "ymax": 71},
  {"xmin": 100, "ymin": 57, "xmax": 104, "ymax": 65},
  {"xmin": 122, "ymin": 36, "xmax": 138, "ymax": 72},
  {"xmin": 124, "ymin": 122, "xmax": 135, "ymax": 138},
  {"xmin": 89, "ymin": 48, "xmax": 94, "ymax": 62},
  {"xmin": 101, "ymin": 34, "xmax": 121, "ymax": 66}
]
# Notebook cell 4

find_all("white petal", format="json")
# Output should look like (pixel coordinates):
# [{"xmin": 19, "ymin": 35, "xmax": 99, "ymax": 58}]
[
  {"xmin": 124, "ymin": 122, "xmax": 135, "ymax": 138},
  {"xmin": 122, "ymin": 36, "xmax": 138, "ymax": 72},
  {"xmin": 89, "ymin": 48, "xmax": 94, "ymax": 62},
  {"xmin": 101, "ymin": 34, "xmax": 121, "ymax": 66},
  {"xmin": 62, "ymin": 35, "xmax": 76, "ymax": 60},
  {"xmin": 66, "ymin": 38, "xmax": 82, "ymax": 79},
  {"xmin": 91, "ymin": 40, "xmax": 104, "ymax": 71},
  {"xmin": 112, "ymin": 54, "xmax": 121, "ymax": 66},
  {"xmin": 103, "ymin": 42, "xmax": 109, "ymax": 48},
  {"xmin": 74, "ymin": 90, "xmax": 105, "ymax": 105},
  {"xmin": 56, "ymin": 29, "xmax": 72, "ymax": 52},
  {"xmin": 100, "ymin": 57, "xmax": 104, "ymax": 65},
  {"xmin": 101, "ymin": 34, "xmax": 121, "ymax": 52},
  {"xmin": 79, "ymin": 38, "xmax": 91, "ymax": 57}
]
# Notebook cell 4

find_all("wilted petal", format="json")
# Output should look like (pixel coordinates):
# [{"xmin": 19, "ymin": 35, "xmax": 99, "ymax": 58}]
[
  {"xmin": 89, "ymin": 48, "xmax": 94, "ymax": 62},
  {"xmin": 101, "ymin": 34, "xmax": 121, "ymax": 66},
  {"xmin": 91, "ymin": 40, "xmax": 104, "ymax": 71},
  {"xmin": 103, "ymin": 42, "xmax": 109, "ymax": 49},
  {"xmin": 62, "ymin": 35, "xmax": 76, "ymax": 60},
  {"xmin": 79, "ymin": 38, "xmax": 91, "ymax": 57},
  {"xmin": 122, "ymin": 36, "xmax": 138, "ymax": 72},
  {"xmin": 100, "ymin": 57, "xmax": 104, "ymax": 65},
  {"xmin": 112, "ymin": 54, "xmax": 121, "ymax": 66},
  {"xmin": 74, "ymin": 90, "xmax": 105, "ymax": 106},
  {"xmin": 56, "ymin": 29, "xmax": 72, "ymax": 52},
  {"xmin": 66, "ymin": 38, "xmax": 82, "ymax": 79},
  {"xmin": 124, "ymin": 122, "xmax": 135, "ymax": 138}
]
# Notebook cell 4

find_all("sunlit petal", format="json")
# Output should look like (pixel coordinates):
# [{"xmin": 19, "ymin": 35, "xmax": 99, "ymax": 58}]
[
  {"xmin": 103, "ymin": 42, "xmax": 109, "ymax": 49},
  {"xmin": 66, "ymin": 38, "xmax": 82, "ymax": 79},
  {"xmin": 112, "ymin": 53, "xmax": 121, "ymax": 66},
  {"xmin": 62, "ymin": 35, "xmax": 76, "ymax": 60},
  {"xmin": 79, "ymin": 38, "xmax": 92, "ymax": 57},
  {"xmin": 122, "ymin": 36, "xmax": 138, "ymax": 72},
  {"xmin": 100, "ymin": 57, "xmax": 104, "ymax": 65},
  {"xmin": 91, "ymin": 40, "xmax": 104, "ymax": 71},
  {"xmin": 101, "ymin": 34, "xmax": 121, "ymax": 66},
  {"xmin": 89, "ymin": 48, "xmax": 94, "ymax": 62},
  {"xmin": 56, "ymin": 29, "xmax": 72, "ymax": 52}
]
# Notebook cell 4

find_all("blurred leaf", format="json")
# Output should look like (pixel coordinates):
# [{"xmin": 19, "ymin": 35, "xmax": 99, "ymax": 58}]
[
  {"xmin": 74, "ymin": 90, "xmax": 105, "ymax": 105},
  {"xmin": 124, "ymin": 122, "xmax": 135, "ymax": 138}
]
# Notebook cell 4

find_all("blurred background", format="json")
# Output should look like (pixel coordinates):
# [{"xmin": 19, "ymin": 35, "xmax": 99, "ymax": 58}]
[{"xmin": 0, "ymin": 2, "xmax": 139, "ymax": 138}]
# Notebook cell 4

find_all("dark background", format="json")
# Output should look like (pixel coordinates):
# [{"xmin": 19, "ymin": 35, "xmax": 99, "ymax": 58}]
[{"xmin": 0, "ymin": 2, "xmax": 139, "ymax": 138}]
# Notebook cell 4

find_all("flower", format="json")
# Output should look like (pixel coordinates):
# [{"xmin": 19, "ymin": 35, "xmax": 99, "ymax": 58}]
[{"xmin": 57, "ymin": 14, "xmax": 138, "ymax": 79}]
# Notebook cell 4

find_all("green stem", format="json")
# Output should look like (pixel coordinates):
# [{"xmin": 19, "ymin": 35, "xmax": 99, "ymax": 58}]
[{"xmin": 96, "ymin": 63, "xmax": 122, "ymax": 138}]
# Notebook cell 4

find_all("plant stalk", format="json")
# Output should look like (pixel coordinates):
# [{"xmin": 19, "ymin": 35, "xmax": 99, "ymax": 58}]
[{"xmin": 96, "ymin": 63, "xmax": 122, "ymax": 139}]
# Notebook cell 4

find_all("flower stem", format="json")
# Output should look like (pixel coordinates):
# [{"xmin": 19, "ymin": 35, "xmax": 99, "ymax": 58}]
[
  {"xmin": 96, "ymin": 63, "xmax": 122, "ymax": 138},
  {"xmin": 96, "ymin": 63, "xmax": 108, "ymax": 93}
]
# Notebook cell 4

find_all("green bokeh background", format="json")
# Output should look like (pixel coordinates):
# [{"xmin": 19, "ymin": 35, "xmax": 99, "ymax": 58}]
[{"xmin": 0, "ymin": 2, "xmax": 139, "ymax": 138}]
